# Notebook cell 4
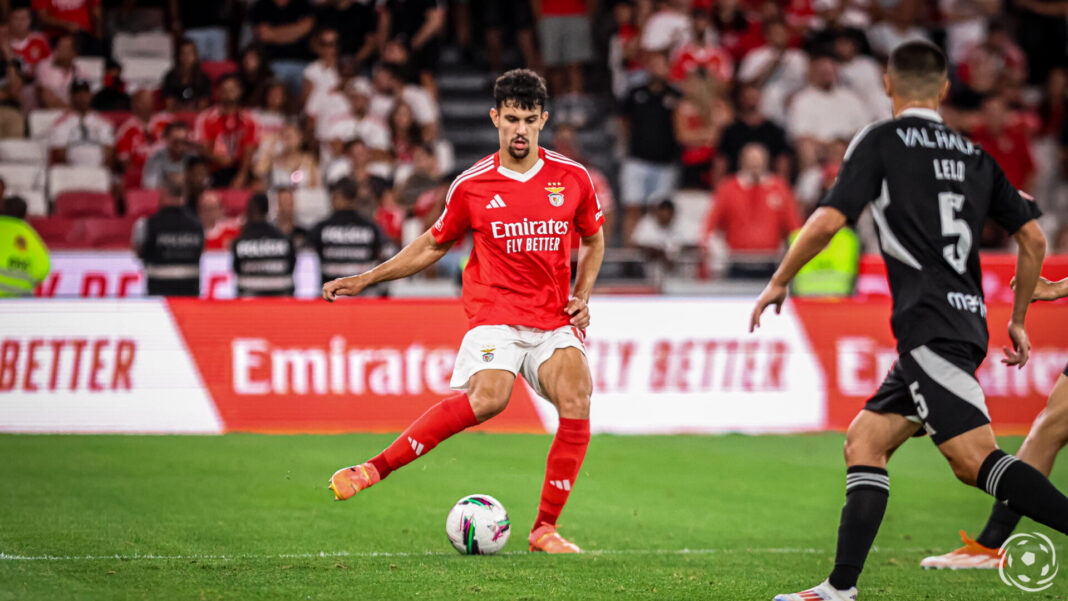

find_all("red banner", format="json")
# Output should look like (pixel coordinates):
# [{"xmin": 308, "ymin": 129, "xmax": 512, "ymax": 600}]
[{"xmin": 856, "ymin": 254, "xmax": 1068, "ymax": 302}]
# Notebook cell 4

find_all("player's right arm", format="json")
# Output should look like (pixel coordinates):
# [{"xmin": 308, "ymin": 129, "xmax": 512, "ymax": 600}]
[
  {"xmin": 322, "ymin": 230, "xmax": 456, "ymax": 301},
  {"xmin": 1003, "ymin": 220, "xmax": 1046, "ymax": 367}
]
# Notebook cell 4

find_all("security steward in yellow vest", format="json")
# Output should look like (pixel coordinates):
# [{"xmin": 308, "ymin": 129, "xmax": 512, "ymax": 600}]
[{"xmin": 0, "ymin": 196, "xmax": 50, "ymax": 297}]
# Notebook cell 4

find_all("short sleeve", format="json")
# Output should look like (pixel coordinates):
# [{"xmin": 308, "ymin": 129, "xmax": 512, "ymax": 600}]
[
  {"xmin": 987, "ymin": 156, "xmax": 1041, "ymax": 234},
  {"xmin": 818, "ymin": 123, "xmax": 884, "ymax": 222},
  {"xmin": 573, "ymin": 169, "xmax": 605, "ymax": 238},
  {"xmin": 432, "ymin": 178, "xmax": 471, "ymax": 244}
]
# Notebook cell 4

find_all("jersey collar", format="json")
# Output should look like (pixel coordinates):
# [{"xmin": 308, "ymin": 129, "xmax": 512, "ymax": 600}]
[
  {"xmin": 496, "ymin": 149, "xmax": 545, "ymax": 183},
  {"xmin": 900, "ymin": 107, "xmax": 943, "ymax": 123}
]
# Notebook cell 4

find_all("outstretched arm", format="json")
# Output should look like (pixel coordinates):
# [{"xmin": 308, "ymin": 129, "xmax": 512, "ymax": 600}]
[
  {"xmin": 1002, "ymin": 220, "xmax": 1047, "ymax": 367},
  {"xmin": 749, "ymin": 206, "xmax": 846, "ymax": 332},
  {"xmin": 322, "ymin": 229, "xmax": 454, "ymax": 301},
  {"xmin": 566, "ymin": 229, "xmax": 605, "ymax": 328}
]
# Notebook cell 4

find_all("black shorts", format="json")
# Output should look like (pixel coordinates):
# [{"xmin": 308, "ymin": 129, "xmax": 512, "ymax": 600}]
[{"xmin": 865, "ymin": 340, "xmax": 990, "ymax": 445}]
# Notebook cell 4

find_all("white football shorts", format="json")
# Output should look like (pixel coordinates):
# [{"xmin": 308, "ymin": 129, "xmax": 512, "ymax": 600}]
[{"xmin": 450, "ymin": 324, "xmax": 587, "ymax": 400}]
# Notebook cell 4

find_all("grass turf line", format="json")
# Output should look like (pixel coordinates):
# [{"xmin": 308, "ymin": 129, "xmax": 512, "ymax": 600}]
[{"xmin": 0, "ymin": 433, "xmax": 1065, "ymax": 600}]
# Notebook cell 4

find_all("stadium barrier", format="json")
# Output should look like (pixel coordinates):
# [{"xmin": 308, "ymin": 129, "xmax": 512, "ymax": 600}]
[{"xmin": 2, "ymin": 297, "xmax": 1065, "ymax": 435}]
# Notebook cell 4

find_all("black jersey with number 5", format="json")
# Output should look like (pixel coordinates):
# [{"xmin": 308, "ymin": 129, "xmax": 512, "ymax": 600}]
[{"xmin": 818, "ymin": 107, "xmax": 1041, "ymax": 354}]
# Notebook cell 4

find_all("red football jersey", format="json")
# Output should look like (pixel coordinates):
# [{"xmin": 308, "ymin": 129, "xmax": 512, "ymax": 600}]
[
  {"xmin": 194, "ymin": 107, "xmax": 258, "ymax": 167},
  {"xmin": 433, "ymin": 147, "xmax": 604, "ymax": 330},
  {"xmin": 9, "ymin": 33, "xmax": 51, "ymax": 77}
]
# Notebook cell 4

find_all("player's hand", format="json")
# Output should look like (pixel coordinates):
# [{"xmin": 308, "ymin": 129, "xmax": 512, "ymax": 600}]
[
  {"xmin": 566, "ymin": 296, "xmax": 590, "ymax": 329},
  {"xmin": 322, "ymin": 275, "xmax": 367, "ymax": 302},
  {"xmin": 1011, "ymin": 276, "xmax": 1061, "ymax": 302},
  {"xmin": 749, "ymin": 281, "xmax": 788, "ymax": 333},
  {"xmin": 1002, "ymin": 321, "xmax": 1031, "ymax": 368}
]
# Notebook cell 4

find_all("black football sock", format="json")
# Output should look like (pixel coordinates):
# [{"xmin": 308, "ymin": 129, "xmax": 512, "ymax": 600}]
[
  {"xmin": 977, "ymin": 450, "xmax": 1068, "ymax": 535},
  {"xmin": 975, "ymin": 501, "xmax": 1023, "ymax": 549},
  {"xmin": 828, "ymin": 466, "xmax": 889, "ymax": 591}
]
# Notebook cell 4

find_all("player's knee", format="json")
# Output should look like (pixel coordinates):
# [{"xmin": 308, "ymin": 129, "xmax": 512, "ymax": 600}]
[
  {"xmin": 468, "ymin": 390, "xmax": 510, "ymax": 422},
  {"xmin": 843, "ymin": 431, "xmax": 888, "ymax": 467},
  {"xmin": 1033, "ymin": 405, "xmax": 1068, "ymax": 448},
  {"xmin": 556, "ymin": 391, "xmax": 591, "ymax": 420}
]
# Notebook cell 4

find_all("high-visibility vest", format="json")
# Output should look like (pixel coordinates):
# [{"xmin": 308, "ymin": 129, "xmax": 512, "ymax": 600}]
[
  {"xmin": 0, "ymin": 216, "xmax": 50, "ymax": 297},
  {"xmin": 790, "ymin": 227, "xmax": 860, "ymax": 297}
]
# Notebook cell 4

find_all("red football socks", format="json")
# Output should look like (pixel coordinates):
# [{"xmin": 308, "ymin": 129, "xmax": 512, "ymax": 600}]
[
  {"xmin": 534, "ymin": 417, "xmax": 591, "ymax": 529},
  {"xmin": 368, "ymin": 393, "xmax": 479, "ymax": 479}
]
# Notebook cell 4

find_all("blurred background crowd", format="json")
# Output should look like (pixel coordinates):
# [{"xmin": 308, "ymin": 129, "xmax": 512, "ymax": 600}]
[{"xmin": 1, "ymin": 0, "xmax": 1067, "ymax": 294}]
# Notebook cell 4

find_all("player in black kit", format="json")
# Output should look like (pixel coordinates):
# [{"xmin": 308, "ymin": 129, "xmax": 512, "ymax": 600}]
[
  {"xmin": 921, "ymin": 274, "xmax": 1068, "ymax": 568},
  {"xmin": 749, "ymin": 41, "xmax": 1068, "ymax": 601}
]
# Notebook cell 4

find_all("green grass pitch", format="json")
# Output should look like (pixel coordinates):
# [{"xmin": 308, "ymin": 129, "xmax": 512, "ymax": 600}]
[{"xmin": 1, "ymin": 433, "xmax": 1065, "ymax": 600}]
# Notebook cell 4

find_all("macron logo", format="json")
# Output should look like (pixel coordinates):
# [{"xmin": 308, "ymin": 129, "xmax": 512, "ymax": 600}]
[
  {"xmin": 549, "ymin": 479, "xmax": 571, "ymax": 491},
  {"xmin": 408, "ymin": 437, "xmax": 425, "ymax": 456},
  {"xmin": 486, "ymin": 194, "xmax": 507, "ymax": 210}
]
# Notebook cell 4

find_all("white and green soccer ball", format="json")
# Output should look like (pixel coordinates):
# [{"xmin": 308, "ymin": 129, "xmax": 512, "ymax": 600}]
[{"xmin": 445, "ymin": 494, "xmax": 510, "ymax": 555}]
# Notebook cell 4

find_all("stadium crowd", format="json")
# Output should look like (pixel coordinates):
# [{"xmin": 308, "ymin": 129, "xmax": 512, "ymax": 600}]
[{"xmin": 2, "ymin": 0, "xmax": 1068, "ymax": 293}]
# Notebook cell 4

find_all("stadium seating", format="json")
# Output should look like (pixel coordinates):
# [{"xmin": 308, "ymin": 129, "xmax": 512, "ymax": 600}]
[
  {"xmin": 20, "ymin": 190, "xmax": 49, "ymax": 217},
  {"xmin": 27, "ymin": 216, "xmax": 79, "ymax": 248},
  {"xmin": 0, "ymin": 163, "xmax": 46, "ymax": 194},
  {"xmin": 117, "ymin": 57, "xmax": 173, "ymax": 91},
  {"xmin": 294, "ymin": 188, "xmax": 330, "ymax": 228},
  {"xmin": 125, "ymin": 188, "xmax": 160, "ymax": 219},
  {"xmin": 54, "ymin": 191, "xmax": 117, "ymax": 218},
  {"xmin": 48, "ymin": 165, "xmax": 110, "ymax": 200},
  {"xmin": 216, "ymin": 188, "xmax": 253, "ymax": 217},
  {"xmin": 82, "ymin": 217, "xmax": 137, "ymax": 248},
  {"xmin": 28, "ymin": 109, "xmax": 63, "ymax": 140},
  {"xmin": 0, "ymin": 139, "xmax": 47, "ymax": 164},
  {"xmin": 74, "ymin": 57, "xmax": 105, "ymax": 90},
  {"xmin": 113, "ymin": 32, "xmax": 173, "ymax": 60}
]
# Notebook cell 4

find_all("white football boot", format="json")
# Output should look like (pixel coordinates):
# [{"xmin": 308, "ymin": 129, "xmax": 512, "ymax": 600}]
[{"xmin": 773, "ymin": 579, "xmax": 858, "ymax": 601}]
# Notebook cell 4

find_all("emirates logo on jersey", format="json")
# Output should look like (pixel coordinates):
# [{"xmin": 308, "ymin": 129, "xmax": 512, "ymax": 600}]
[{"xmin": 545, "ymin": 182, "xmax": 565, "ymax": 207}]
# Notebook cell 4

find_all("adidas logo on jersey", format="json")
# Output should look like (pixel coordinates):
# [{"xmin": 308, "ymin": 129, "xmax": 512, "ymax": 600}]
[
  {"xmin": 485, "ymin": 194, "xmax": 507, "ymax": 209},
  {"xmin": 408, "ymin": 437, "xmax": 425, "ymax": 456},
  {"xmin": 549, "ymin": 479, "xmax": 572, "ymax": 491}
]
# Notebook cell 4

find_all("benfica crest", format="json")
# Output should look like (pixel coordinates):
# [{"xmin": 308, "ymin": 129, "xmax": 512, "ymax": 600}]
[
  {"xmin": 481, "ymin": 345, "xmax": 496, "ymax": 363},
  {"xmin": 545, "ymin": 182, "xmax": 565, "ymax": 207}
]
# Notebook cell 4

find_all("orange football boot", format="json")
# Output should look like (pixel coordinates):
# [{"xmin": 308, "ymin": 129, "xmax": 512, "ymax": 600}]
[
  {"xmin": 528, "ymin": 524, "xmax": 582, "ymax": 553},
  {"xmin": 920, "ymin": 530, "xmax": 1003, "ymax": 569},
  {"xmin": 328, "ymin": 463, "xmax": 380, "ymax": 501}
]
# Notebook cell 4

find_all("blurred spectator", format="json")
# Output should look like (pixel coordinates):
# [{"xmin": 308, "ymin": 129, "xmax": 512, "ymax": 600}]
[
  {"xmin": 832, "ymin": 32, "xmax": 887, "ymax": 122},
  {"xmin": 317, "ymin": 78, "xmax": 392, "ymax": 170},
  {"xmin": 865, "ymin": 1, "xmax": 931, "ymax": 60},
  {"xmin": 954, "ymin": 27, "xmax": 1027, "ymax": 109},
  {"xmin": 641, "ymin": 0, "xmax": 692, "ymax": 55},
  {"xmin": 184, "ymin": 155, "xmax": 212, "ymax": 208},
  {"xmin": 308, "ymin": 176, "xmax": 384, "ymax": 287},
  {"xmin": 0, "ymin": 196, "xmax": 50, "ymax": 297},
  {"xmin": 620, "ymin": 51, "xmax": 681, "ymax": 244},
  {"xmin": 232, "ymin": 192, "xmax": 296, "ymax": 296},
  {"xmin": 253, "ymin": 121, "xmax": 320, "ymax": 189},
  {"xmin": 395, "ymin": 141, "xmax": 439, "ymax": 207},
  {"xmin": 0, "ymin": 31, "xmax": 24, "ymax": 138},
  {"xmin": 4, "ymin": 7, "xmax": 51, "ymax": 79},
  {"xmin": 272, "ymin": 186, "xmax": 307, "ymax": 246},
  {"xmin": 168, "ymin": 0, "xmax": 231, "ymax": 61},
  {"xmin": 116, "ymin": 90, "xmax": 159, "ymax": 189},
  {"xmin": 142, "ymin": 121, "xmax": 196, "ymax": 190},
  {"xmin": 324, "ymin": 137, "xmax": 374, "ymax": 186},
  {"xmin": 716, "ymin": 83, "xmax": 791, "ymax": 181},
  {"xmin": 970, "ymin": 94, "xmax": 1036, "ymax": 192},
  {"xmin": 301, "ymin": 27, "xmax": 340, "ymax": 110},
  {"xmin": 1015, "ymin": 0, "xmax": 1068, "ymax": 84},
  {"xmin": 162, "ymin": 38, "xmax": 212, "ymax": 112},
  {"xmin": 551, "ymin": 123, "xmax": 615, "ymax": 240},
  {"xmin": 482, "ymin": 0, "xmax": 541, "ymax": 76},
  {"xmin": 368, "ymin": 63, "xmax": 439, "ymax": 141},
  {"xmin": 702, "ymin": 142, "xmax": 800, "ymax": 278},
  {"xmin": 377, "ymin": 0, "xmax": 445, "ymax": 93},
  {"xmin": 786, "ymin": 55, "xmax": 869, "ymax": 171},
  {"xmin": 238, "ymin": 44, "xmax": 275, "ymax": 107},
  {"xmin": 632, "ymin": 198, "xmax": 687, "ymax": 272},
  {"xmin": 33, "ymin": 0, "xmax": 103, "ymax": 55},
  {"xmin": 372, "ymin": 174, "xmax": 404, "ymax": 243},
  {"xmin": 537, "ymin": 0, "xmax": 593, "ymax": 125},
  {"xmin": 133, "ymin": 172, "xmax": 204, "ymax": 297},
  {"xmin": 940, "ymin": 0, "xmax": 999, "ymax": 65},
  {"xmin": 315, "ymin": 0, "xmax": 377, "ymax": 65},
  {"xmin": 252, "ymin": 80, "xmax": 290, "ymax": 139},
  {"xmin": 736, "ymin": 18, "xmax": 807, "ymax": 124},
  {"xmin": 670, "ymin": 9, "xmax": 734, "ymax": 84},
  {"xmin": 197, "ymin": 189, "xmax": 241, "ymax": 249},
  {"xmin": 37, "ymin": 34, "xmax": 84, "ymax": 108},
  {"xmin": 91, "ymin": 58, "xmax": 130, "ymax": 112},
  {"xmin": 49, "ymin": 79, "xmax": 113, "ymax": 167},
  {"xmin": 250, "ymin": 0, "xmax": 316, "ymax": 96},
  {"xmin": 794, "ymin": 136, "xmax": 847, "ymax": 209},
  {"xmin": 711, "ymin": 0, "xmax": 757, "ymax": 62},
  {"xmin": 608, "ymin": 0, "xmax": 643, "ymax": 99},
  {"xmin": 389, "ymin": 100, "xmax": 422, "ymax": 168},
  {"xmin": 194, "ymin": 74, "xmax": 258, "ymax": 188},
  {"xmin": 673, "ymin": 71, "xmax": 733, "ymax": 189}
]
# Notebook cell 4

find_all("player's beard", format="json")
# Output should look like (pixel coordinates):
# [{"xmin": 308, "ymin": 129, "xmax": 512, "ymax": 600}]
[{"xmin": 508, "ymin": 137, "xmax": 530, "ymax": 160}]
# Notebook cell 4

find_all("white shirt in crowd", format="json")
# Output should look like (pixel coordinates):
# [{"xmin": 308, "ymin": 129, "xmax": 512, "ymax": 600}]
[
  {"xmin": 37, "ymin": 59, "xmax": 85, "ymax": 106},
  {"xmin": 866, "ymin": 23, "xmax": 931, "ymax": 59},
  {"xmin": 786, "ymin": 84, "xmax": 870, "ymax": 143},
  {"xmin": 303, "ymin": 60, "xmax": 340, "ymax": 108},
  {"xmin": 737, "ymin": 46, "xmax": 809, "ymax": 124},
  {"xmin": 631, "ymin": 213, "xmax": 687, "ymax": 259},
  {"xmin": 640, "ymin": 9, "xmax": 692, "ymax": 54},
  {"xmin": 939, "ymin": 0, "xmax": 992, "ymax": 64},
  {"xmin": 369, "ymin": 84, "xmax": 438, "ymax": 127},
  {"xmin": 836, "ymin": 56, "xmax": 891, "ymax": 122},
  {"xmin": 49, "ymin": 110, "xmax": 114, "ymax": 166}
]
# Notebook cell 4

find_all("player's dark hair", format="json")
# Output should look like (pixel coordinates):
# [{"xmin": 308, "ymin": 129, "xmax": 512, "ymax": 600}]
[
  {"xmin": 494, "ymin": 69, "xmax": 548, "ymax": 111},
  {"xmin": 888, "ymin": 41, "xmax": 948, "ymax": 100},
  {"xmin": 247, "ymin": 192, "xmax": 269, "ymax": 219}
]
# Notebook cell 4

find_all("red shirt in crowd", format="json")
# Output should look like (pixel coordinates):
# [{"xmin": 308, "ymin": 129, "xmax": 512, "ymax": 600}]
[
  {"xmin": 9, "ymin": 32, "xmax": 51, "ymax": 77},
  {"xmin": 115, "ymin": 115, "xmax": 172, "ymax": 189},
  {"xmin": 970, "ymin": 123, "xmax": 1035, "ymax": 191},
  {"xmin": 433, "ymin": 148, "xmax": 604, "ymax": 330},
  {"xmin": 703, "ymin": 174, "xmax": 800, "ymax": 252},
  {"xmin": 540, "ymin": 0, "xmax": 587, "ymax": 16},
  {"xmin": 32, "ymin": 0, "xmax": 98, "ymax": 35},
  {"xmin": 670, "ymin": 42, "xmax": 733, "ymax": 82},
  {"xmin": 194, "ymin": 107, "xmax": 258, "ymax": 169}
]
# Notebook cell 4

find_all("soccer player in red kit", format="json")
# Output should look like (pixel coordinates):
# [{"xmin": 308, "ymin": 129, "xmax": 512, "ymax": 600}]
[{"xmin": 322, "ymin": 69, "xmax": 605, "ymax": 553}]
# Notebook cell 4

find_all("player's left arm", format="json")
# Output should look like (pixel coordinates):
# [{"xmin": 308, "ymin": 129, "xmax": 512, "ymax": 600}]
[
  {"xmin": 568, "ymin": 229, "xmax": 605, "ymax": 329},
  {"xmin": 749, "ymin": 206, "xmax": 846, "ymax": 332}
]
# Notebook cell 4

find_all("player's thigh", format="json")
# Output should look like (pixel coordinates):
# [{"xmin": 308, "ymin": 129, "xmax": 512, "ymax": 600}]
[
  {"xmin": 844, "ymin": 409, "xmax": 922, "ymax": 468},
  {"xmin": 466, "ymin": 369, "xmax": 517, "ymax": 421},
  {"xmin": 452, "ymin": 326, "xmax": 522, "ymax": 420},
  {"xmin": 936, "ymin": 424, "xmax": 998, "ymax": 486},
  {"xmin": 536, "ymin": 347, "xmax": 593, "ymax": 420}
]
